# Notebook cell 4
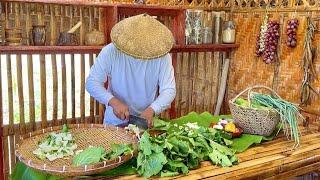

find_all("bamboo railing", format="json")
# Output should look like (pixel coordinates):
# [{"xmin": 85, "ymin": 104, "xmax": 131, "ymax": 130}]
[{"xmin": 0, "ymin": 52, "xmax": 104, "ymax": 178}]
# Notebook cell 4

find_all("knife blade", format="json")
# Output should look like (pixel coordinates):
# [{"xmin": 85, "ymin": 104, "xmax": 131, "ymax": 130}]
[{"xmin": 129, "ymin": 115, "xmax": 148, "ymax": 130}]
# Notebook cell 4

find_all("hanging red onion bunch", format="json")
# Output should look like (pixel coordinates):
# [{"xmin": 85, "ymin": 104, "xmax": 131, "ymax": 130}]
[
  {"xmin": 256, "ymin": 20, "xmax": 280, "ymax": 64},
  {"xmin": 286, "ymin": 18, "xmax": 299, "ymax": 48}
]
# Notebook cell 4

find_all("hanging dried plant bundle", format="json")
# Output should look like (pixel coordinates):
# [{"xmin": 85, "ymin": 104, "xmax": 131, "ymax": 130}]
[{"xmin": 301, "ymin": 17, "xmax": 319, "ymax": 105}]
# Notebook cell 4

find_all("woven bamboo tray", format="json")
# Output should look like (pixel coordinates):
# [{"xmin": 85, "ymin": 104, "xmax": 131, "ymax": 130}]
[{"xmin": 15, "ymin": 124, "xmax": 139, "ymax": 177}]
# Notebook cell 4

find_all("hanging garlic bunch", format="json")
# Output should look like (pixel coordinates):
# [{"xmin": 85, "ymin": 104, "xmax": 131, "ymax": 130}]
[{"xmin": 256, "ymin": 14, "xmax": 269, "ymax": 56}]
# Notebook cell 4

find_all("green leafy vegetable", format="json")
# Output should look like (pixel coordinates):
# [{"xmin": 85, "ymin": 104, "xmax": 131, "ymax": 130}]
[
  {"xmin": 105, "ymin": 144, "xmax": 133, "ymax": 160},
  {"xmin": 72, "ymin": 146, "xmax": 106, "ymax": 166},
  {"xmin": 72, "ymin": 144, "xmax": 133, "ymax": 166},
  {"xmin": 136, "ymin": 120, "xmax": 238, "ymax": 178},
  {"xmin": 33, "ymin": 124, "xmax": 77, "ymax": 161},
  {"xmin": 62, "ymin": 124, "xmax": 68, "ymax": 133},
  {"xmin": 11, "ymin": 162, "xmax": 61, "ymax": 180}
]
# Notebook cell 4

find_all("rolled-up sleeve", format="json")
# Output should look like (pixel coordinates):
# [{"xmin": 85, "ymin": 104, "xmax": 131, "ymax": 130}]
[
  {"xmin": 86, "ymin": 46, "xmax": 114, "ymax": 105},
  {"xmin": 150, "ymin": 54, "xmax": 176, "ymax": 115}
]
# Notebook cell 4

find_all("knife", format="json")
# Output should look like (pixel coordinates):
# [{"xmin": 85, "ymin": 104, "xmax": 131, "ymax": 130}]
[{"xmin": 128, "ymin": 115, "xmax": 148, "ymax": 130}]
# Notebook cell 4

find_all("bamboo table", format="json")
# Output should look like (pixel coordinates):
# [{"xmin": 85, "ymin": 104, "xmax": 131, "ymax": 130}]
[{"xmin": 115, "ymin": 125, "xmax": 320, "ymax": 179}]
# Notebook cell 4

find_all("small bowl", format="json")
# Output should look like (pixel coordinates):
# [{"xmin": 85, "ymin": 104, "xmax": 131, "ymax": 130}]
[{"xmin": 231, "ymin": 128, "xmax": 243, "ymax": 138}]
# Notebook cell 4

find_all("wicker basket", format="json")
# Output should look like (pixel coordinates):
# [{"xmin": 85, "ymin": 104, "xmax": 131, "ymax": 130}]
[
  {"xmin": 229, "ymin": 85, "xmax": 280, "ymax": 136},
  {"xmin": 15, "ymin": 124, "xmax": 138, "ymax": 177}
]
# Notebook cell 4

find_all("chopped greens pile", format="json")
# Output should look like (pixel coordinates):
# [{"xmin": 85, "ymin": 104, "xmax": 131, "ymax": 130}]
[
  {"xmin": 33, "ymin": 124, "xmax": 77, "ymax": 161},
  {"xmin": 136, "ymin": 120, "xmax": 238, "ymax": 178},
  {"xmin": 125, "ymin": 124, "xmax": 141, "ymax": 139},
  {"xmin": 72, "ymin": 144, "xmax": 133, "ymax": 166}
]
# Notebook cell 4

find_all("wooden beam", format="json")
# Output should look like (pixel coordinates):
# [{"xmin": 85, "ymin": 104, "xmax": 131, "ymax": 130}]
[
  {"xmin": 0, "ymin": 46, "xmax": 103, "ymax": 54},
  {"xmin": 0, "ymin": 44, "xmax": 239, "ymax": 54}
]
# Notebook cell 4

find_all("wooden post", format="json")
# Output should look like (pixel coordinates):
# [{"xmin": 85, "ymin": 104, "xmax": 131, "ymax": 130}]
[
  {"xmin": 172, "ymin": 9, "xmax": 185, "ymax": 45},
  {"xmin": 0, "ymin": 54, "xmax": 4, "ymax": 180},
  {"xmin": 169, "ymin": 52, "xmax": 177, "ymax": 119},
  {"xmin": 104, "ymin": 6, "xmax": 118, "ymax": 43}
]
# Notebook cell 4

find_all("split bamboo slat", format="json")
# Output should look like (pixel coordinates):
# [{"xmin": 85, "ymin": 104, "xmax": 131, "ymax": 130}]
[
  {"xmin": 71, "ymin": 54, "xmax": 76, "ymax": 119},
  {"xmin": 40, "ymin": 54, "xmax": 47, "ymax": 128},
  {"xmin": 6, "ymin": 55, "xmax": 14, "ymax": 136},
  {"xmin": 61, "ymin": 54, "xmax": 67, "ymax": 124},
  {"xmin": 16, "ymin": 55, "xmax": 25, "ymax": 134},
  {"xmin": 80, "ymin": 54, "xmax": 85, "ymax": 123},
  {"xmin": 51, "ymin": 54, "xmax": 58, "ymax": 126},
  {"xmin": 89, "ymin": 54, "xmax": 95, "ymax": 123},
  {"xmin": 27, "ymin": 55, "xmax": 36, "ymax": 131},
  {"xmin": 0, "ymin": 54, "xmax": 3, "ymax": 179}
]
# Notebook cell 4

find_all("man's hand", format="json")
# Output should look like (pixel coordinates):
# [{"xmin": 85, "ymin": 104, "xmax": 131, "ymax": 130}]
[
  {"xmin": 109, "ymin": 98, "xmax": 129, "ymax": 120},
  {"xmin": 141, "ymin": 107, "xmax": 155, "ymax": 128}
]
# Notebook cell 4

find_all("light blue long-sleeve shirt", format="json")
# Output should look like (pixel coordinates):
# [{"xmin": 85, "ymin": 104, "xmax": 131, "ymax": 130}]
[{"xmin": 86, "ymin": 43, "xmax": 176, "ymax": 125}]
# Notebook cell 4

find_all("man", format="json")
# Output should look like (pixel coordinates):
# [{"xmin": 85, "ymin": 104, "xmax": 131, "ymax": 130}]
[{"xmin": 86, "ymin": 14, "xmax": 176, "ymax": 127}]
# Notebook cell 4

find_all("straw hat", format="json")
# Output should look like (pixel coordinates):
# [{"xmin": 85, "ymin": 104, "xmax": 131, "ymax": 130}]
[{"xmin": 110, "ymin": 14, "xmax": 175, "ymax": 60}]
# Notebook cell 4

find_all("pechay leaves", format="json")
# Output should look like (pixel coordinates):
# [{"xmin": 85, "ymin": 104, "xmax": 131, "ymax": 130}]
[
  {"xmin": 136, "ymin": 132, "xmax": 167, "ymax": 178},
  {"xmin": 72, "ymin": 146, "xmax": 106, "ymax": 166},
  {"xmin": 72, "ymin": 144, "xmax": 133, "ymax": 166},
  {"xmin": 105, "ymin": 143, "xmax": 133, "ymax": 160},
  {"xmin": 136, "ymin": 119, "xmax": 238, "ymax": 178},
  {"xmin": 139, "ymin": 132, "xmax": 153, "ymax": 156}
]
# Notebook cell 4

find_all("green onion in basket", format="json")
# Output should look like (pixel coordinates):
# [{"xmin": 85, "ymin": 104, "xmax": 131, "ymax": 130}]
[{"xmin": 250, "ymin": 93, "xmax": 304, "ymax": 148}]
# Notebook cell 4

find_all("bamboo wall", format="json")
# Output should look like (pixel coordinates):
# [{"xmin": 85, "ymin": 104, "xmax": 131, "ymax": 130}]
[{"xmin": 227, "ymin": 10, "xmax": 320, "ymax": 114}]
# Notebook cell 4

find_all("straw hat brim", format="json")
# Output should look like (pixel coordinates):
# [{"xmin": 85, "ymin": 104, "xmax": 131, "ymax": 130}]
[{"xmin": 110, "ymin": 14, "xmax": 175, "ymax": 60}]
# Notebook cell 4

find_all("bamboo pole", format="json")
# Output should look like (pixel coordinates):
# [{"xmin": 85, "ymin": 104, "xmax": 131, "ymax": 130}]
[
  {"xmin": 0, "ymin": 54, "xmax": 2, "ymax": 128},
  {"xmin": 0, "ymin": 53, "xmax": 3, "ymax": 180},
  {"xmin": 6, "ymin": 55, "xmax": 14, "ymax": 134},
  {"xmin": 3, "ymin": 137, "xmax": 9, "ymax": 179},
  {"xmin": 27, "ymin": 55, "xmax": 35, "ymax": 131},
  {"xmin": 180, "ymin": 52, "xmax": 188, "ymax": 116},
  {"xmin": 51, "ymin": 54, "xmax": 58, "ymax": 126},
  {"xmin": 175, "ymin": 52, "xmax": 182, "ymax": 117},
  {"xmin": 40, "ymin": 54, "xmax": 47, "ymax": 128},
  {"xmin": 71, "ymin": 54, "xmax": 75, "ymax": 119},
  {"xmin": 79, "ymin": 7, "xmax": 84, "ymax": 45},
  {"xmin": 89, "ymin": 7, "xmax": 93, "ymax": 31},
  {"xmin": 16, "ymin": 54, "xmax": 25, "ymax": 134},
  {"xmin": 25, "ymin": 3, "xmax": 31, "ymax": 45},
  {"xmin": 61, "ymin": 54, "xmax": 67, "ymax": 124},
  {"xmin": 80, "ymin": 54, "xmax": 85, "ymax": 123},
  {"xmin": 89, "ymin": 54, "xmax": 95, "ymax": 123},
  {"xmin": 50, "ymin": 5, "xmax": 56, "ymax": 45},
  {"xmin": 187, "ymin": 52, "xmax": 192, "ymax": 113},
  {"xmin": 214, "ymin": 57, "xmax": 230, "ymax": 115},
  {"xmin": 9, "ymin": 135, "xmax": 15, "ymax": 174},
  {"xmin": 204, "ymin": 52, "xmax": 212, "ymax": 113}
]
